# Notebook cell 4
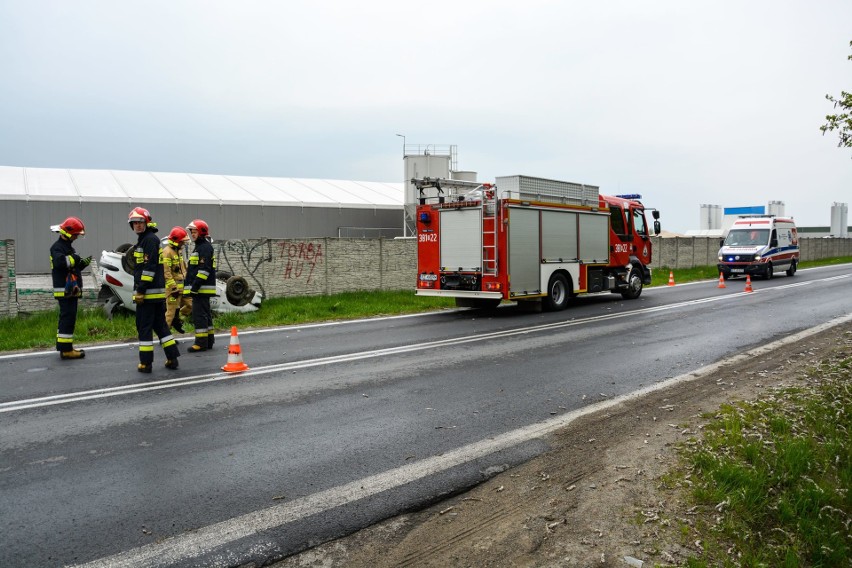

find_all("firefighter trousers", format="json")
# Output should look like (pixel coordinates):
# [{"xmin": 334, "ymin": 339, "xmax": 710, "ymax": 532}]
[
  {"xmin": 135, "ymin": 301, "xmax": 180, "ymax": 364},
  {"xmin": 191, "ymin": 295, "xmax": 214, "ymax": 348},
  {"xmin": 165, "ymin": 294, "xmax": 192, "ymax": 327},
  {"xmin": 56, "ymin": 297, "xmax": 78, "ymax": 352}
]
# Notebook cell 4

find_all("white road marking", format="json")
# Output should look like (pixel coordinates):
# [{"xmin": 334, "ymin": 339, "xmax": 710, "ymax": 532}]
[{"xmin": 73, "ymin": 312, "xmax": 852, "ymax": 568}]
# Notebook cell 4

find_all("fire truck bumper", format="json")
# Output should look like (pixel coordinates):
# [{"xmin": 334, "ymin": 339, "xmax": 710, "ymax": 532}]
[{"xmin": 415, "ymin": 289, "xmax": 503, "ymax": 299}]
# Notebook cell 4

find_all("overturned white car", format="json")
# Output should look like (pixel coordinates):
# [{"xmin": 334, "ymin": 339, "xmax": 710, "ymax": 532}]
[{"xmin": 97, "ymin": 243, "xmax": 262, "ymax": 318}]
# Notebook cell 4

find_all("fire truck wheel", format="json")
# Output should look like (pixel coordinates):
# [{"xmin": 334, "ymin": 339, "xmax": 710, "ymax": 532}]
[
  {"xmin": 544, "ymin": 273, "xmax": 570, "ymax": 311},
  {"xmin": 786, "ymin": 260, "xmax": 797, "ymax": 277},
  {"xmin": 765, "ymin": 263, "xmax": 774, "ymax": 280},
  {"xmin": 621, "ymin": 268, "xmax": 643, "ymax": 300}
]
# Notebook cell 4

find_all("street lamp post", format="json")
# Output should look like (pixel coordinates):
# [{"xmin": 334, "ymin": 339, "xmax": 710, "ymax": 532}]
[{"xmin": 395, "ymin": 133, "xmax": 405, "ymax": 156}]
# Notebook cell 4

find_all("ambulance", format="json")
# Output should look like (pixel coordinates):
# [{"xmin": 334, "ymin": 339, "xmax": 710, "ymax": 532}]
[{"xmin": 717, "ymin": 215, "xmax": 799, "ymax": 279}]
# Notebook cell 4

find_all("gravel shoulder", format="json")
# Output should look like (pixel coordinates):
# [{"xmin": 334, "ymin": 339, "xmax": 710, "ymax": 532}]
[{"xmin": 275, "ymin": 320, "xmax": 852, "ymax": 568}]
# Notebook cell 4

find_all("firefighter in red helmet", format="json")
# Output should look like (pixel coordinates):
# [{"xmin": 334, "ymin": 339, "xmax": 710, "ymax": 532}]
[
  {"xmin": 128, "ymin": 207, "xmax": 180, "ymax": 373},
  {"xmin": 163, "ymin": 226, "xmax": 192, "ymax": 334},
  {"xmin": 50, "ymin": 216, "xmax": 91, "ymax": 359},
  {"xmin": 184, "ymin": 219, "xmax": 217, "ymax": 352}
]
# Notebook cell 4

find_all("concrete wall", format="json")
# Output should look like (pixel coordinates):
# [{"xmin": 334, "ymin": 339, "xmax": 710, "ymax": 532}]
[
  {"xmin": 0, "ymin": 240, "xmax": 17, "ymax": 318},
  {"xmin": 5, "ymin": 236, "xmax": 852, "ymax": 316},
  {"xmin": 213, "ymin": 237, "xmax": 417, "ymax": 300}
]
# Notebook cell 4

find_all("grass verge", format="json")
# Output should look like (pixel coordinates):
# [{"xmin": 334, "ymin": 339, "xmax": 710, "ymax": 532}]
[
  {"xmin": 0, "ymin": 291, "xmax": 455, "ymax": 353},
  {"xmin": 650, "ymin": 256, "xmax": 852, "ymax": 288},
  {"xmin": 670, "ymin": 335, "xmax": 852, "ymax": 567}
]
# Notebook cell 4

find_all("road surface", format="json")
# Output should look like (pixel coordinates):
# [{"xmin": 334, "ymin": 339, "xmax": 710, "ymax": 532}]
[{"xmin": 1, "ymin": 264, "xmax": 850, "ymax": 567}]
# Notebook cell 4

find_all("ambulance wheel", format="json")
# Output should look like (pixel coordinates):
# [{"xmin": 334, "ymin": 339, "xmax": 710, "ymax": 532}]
[
  {"xmin": 765, "ymin": 264, "xmax": 774, "ymax": 280},
  {"xmin": 621, "ymin": 269, "xmax": 643, "ymax": 300},
  {"xmin": 544, "ymin": 273, "xmax": 570, "ymax": 311},
  {"xmin": 786, "ymin": 260, "xmax": 797, "ymax": 277}
]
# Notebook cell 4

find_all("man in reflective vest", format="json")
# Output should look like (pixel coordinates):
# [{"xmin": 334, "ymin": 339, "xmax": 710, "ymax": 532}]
[
  {"xmin": 50, "ymin": 216, "xmax": 91, "ymax": 359},
  {"xmin": 184, "ymin": 219, "xmax": 217, "ymax": 352},
  {"xmin": 128, "ymin": 207, "xmax": 180, "ymax": 373}
]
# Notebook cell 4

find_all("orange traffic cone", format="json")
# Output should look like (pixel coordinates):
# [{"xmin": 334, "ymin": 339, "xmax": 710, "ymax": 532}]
[
  {"xmin": 717, "ymin": 273, "xmax": 726, "ymax": 288},
  {"xmin": 744, "ymin": 275, "xmax": 753, "ymax": 293},
  {"xmin": 667, "ymin": 271, "xmax": 675, "ymax": 286},
  {"xmin": 222, "ymin": 326, "xmax": 250, "ymax": 373}
]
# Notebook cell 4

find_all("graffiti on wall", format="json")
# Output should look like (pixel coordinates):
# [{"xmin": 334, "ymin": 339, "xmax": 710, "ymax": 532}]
[
  {"xmin": 278, "ymin": 241, "xmax": 324, "ymax": 284},
  {"xmin": 214, "ymin": 239, "xmax": 273, "ymax": 297}
]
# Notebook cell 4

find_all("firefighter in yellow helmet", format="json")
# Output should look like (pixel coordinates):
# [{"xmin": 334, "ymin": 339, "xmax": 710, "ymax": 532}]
[
  {"xmin": 163, "ymin": 226, "xmax": 192, "ymax": 334},
  {"xmin": 49, "ymin": 216, "xmax": 91, "ymax": 359}
]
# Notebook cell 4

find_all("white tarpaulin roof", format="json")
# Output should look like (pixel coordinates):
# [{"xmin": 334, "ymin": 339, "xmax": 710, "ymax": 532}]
[{"xmin": 0, "ymin": 166, "xmax": 404, "ymax": 209}]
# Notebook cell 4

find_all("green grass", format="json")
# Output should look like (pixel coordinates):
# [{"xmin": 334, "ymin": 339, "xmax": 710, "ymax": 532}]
[
  {"xmin": 0, "ymin": 291, "xmax": 456, "ymax": 353},
  {"xmin": 650, "ymin": 265, "xmax": 722, "ymax": 287},
  {"xmin": 673, "ymin": 344, "xmax": 852, "ymax": 567},
  {"xmin": 650, "ymin": 256, "xmax": 852, "ymax": 287}
]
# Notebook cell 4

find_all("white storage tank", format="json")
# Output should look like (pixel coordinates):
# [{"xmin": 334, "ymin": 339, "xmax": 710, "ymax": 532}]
[
  {"xmin": 767, "ymin": 200, "xmax": 785, "ymax": 217},
  {"xmin": 700, "ymin": 204, "xmax": 721, "ymax": 230},
  {"xmin": 831, "ymin": 202, "xmax": 848, "ymax": 237}
]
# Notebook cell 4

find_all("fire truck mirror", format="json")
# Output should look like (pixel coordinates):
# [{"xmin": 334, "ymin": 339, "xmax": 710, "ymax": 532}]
[{"xmin": 654, "ymin": 220, "xmax": 661, "ymax": 235}]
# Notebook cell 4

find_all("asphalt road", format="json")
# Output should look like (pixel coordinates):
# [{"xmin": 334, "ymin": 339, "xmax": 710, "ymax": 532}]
[{"xmin": 2, "ymin": 265, "xmax": 851, "ymax": 567}]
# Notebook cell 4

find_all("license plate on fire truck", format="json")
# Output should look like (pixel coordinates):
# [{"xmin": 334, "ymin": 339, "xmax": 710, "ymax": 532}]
[
  {"xmin": 420, "ymin": 274, "xmax": 438, "ymax": 281},
  {"xmin": 731, "ymin": 268, "xmax": 744, "ymax": 273}
]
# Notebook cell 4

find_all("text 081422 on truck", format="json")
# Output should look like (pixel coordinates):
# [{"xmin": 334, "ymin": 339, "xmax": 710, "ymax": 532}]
[{"xmin": 414, "ymin": 175, "xmax": 661, "ymax": 311}]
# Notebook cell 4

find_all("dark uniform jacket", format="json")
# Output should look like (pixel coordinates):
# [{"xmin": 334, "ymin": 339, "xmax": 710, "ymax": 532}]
[
  {"xmin": 184, "ymin": 237, "xmax": 216, "ymax": 295},
  {"xmin": 50, "ymin": 237, "xmax": 84, "ymax": 298},
  {"xmin": 133, "ymin": 227, "xmax": 167, "ymax": 302}
]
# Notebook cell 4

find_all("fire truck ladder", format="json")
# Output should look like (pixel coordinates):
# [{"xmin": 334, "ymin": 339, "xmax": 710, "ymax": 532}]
[{"xmin": 482, "ymin": 195, "xmax": 497, "ymax": 275}]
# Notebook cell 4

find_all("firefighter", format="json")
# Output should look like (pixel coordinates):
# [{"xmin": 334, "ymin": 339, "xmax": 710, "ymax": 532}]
[
  {"xmin": 163, "ymin": 226, "xmax": 192, "ymax": 334},
  {"xmin": 128, "ymin": 207, "xmax": 180, "ymax": 373},
  {"xmin": 49, "ymin": 216, "xmax": 91, "ymax": 359},
  {"xmin": 184, "ymin": 219, "xmax": 216, "ymax": 352}
]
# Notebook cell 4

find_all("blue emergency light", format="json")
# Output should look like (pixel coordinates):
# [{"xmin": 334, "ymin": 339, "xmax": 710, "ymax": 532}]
[{"xmin": 614, "ymin": 194, "xmax": 642, "ymax": 200}]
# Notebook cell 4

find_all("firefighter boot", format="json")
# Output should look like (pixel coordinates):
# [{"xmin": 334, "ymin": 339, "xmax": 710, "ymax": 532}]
[
  {"xmin": 207, "ymin": 333, "xmax": 215, "ymax": 350},
  {"xmin": 186, "ymin": 343, "xmax": 206, "ymax": 353},
  {"xmin": 137, "ymin": 363, "xmax": 152, "ymax": 374},
  {"xmin": 172, "ymin": 315, "xmax": 185, "ymax": 334},
  {"xmin": 165, "ymin": 359, "xmax": 179, "ymax": 370},
  {"xmin": 60, "ymin": 349, "xmax": 86, "ymax": 360}
]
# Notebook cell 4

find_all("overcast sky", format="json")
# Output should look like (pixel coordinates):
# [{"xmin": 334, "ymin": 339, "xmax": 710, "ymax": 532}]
[{"xmin": 1, "ymin": 0, "xmax": 849, "ymax": 233}]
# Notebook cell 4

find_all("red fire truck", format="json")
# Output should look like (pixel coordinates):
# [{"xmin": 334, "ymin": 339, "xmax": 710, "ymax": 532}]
[{"xmin": 414, "ymin": 175, "xmax": 660, "ymax": 310}]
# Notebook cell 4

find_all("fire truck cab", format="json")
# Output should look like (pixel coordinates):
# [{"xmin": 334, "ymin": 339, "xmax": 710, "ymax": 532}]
[{"xmin": 414, "ymin": 175, "xmax": 660, "ymax": 310}]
